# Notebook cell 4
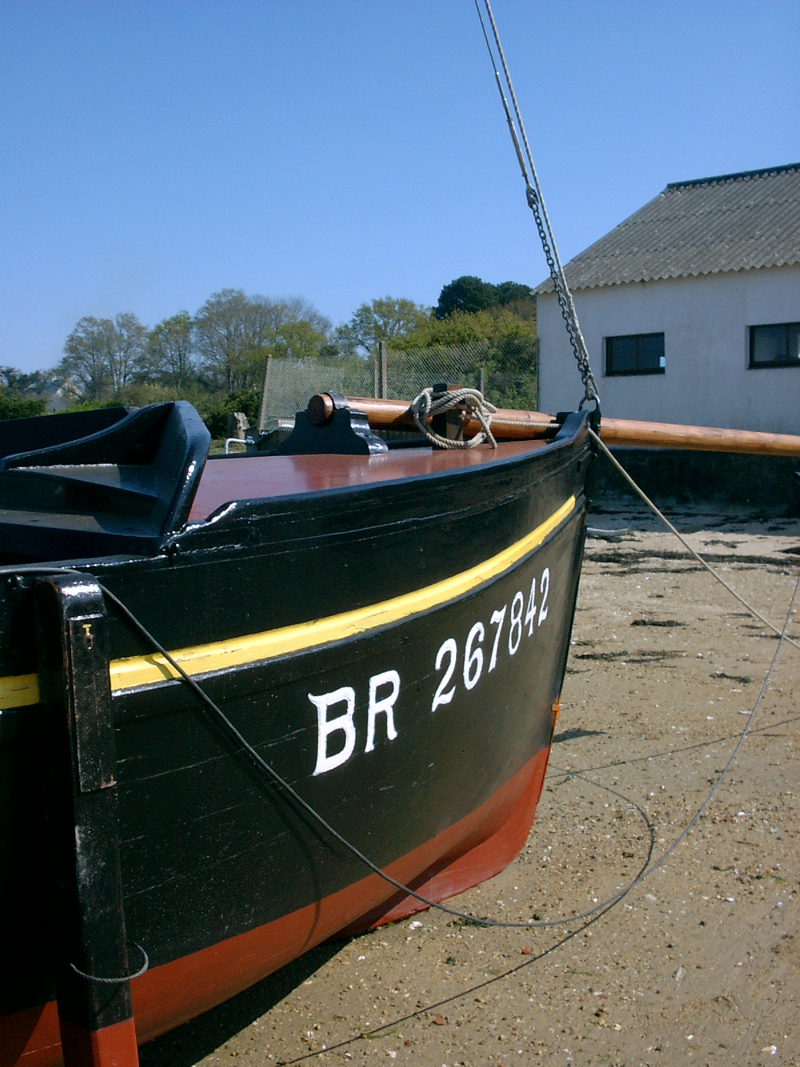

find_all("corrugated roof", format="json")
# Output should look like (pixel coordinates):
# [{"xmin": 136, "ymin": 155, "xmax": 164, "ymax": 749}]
[{"xmin": 535, "ymin": 163, "xmax": 800, "ymax": 293}]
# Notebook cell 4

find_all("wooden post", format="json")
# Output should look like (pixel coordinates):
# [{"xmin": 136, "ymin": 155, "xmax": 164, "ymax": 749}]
[
  {"xmin": 36, "ymin": 575, "xmax": 140, "ymax": 1067},
  {"xmin": 430, "ymin": 383, "xmax": 466, "ymax": 442},
  {"xmin": 257, "ymin": 355, "xmax": 273, "ymax": 435},
  {"xmin": 379, "ymin": 340, "xmax": 389, "ymax": 400}
]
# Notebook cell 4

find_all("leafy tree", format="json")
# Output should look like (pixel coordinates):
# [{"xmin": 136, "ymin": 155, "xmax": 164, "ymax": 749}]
[
  {"xmin": 392, "ymin": 303, "xmax": 538, "ymax": 409},
  {"xmin": 0, "ymin": 390, "xmax": 46, "ymax": 420},
  {"xmin": 495, "ymin": 280, "xmax": 534, "ymax": 307},
  {"xmin": 336, "ymin": 297, "xmax": 431, "ymax": 356},
  {"xmin": 109, "ymin": 313, "xmax": 147, "ymax": 393},
  {"xmin": 60, "ymin": 313, "xmax": 147, "ymax": 400},
  {"xmin": 194, "ymin": 289, "xmax": 332, "ymax": 391},
  {"xmin": 271, "ymin": 295, "xmax": 331, "ymax": 338},
  {"xmin": 0, "ymin": 367, "xmax": 49, "ymax": 396},
  {"xmin": 434, "ymin": 276, "xmax": 534, "ymax": 319},
  {"xmin": 197, "ymin": 386, "xmax": 261, "ymax": 439},
  {"xmin": 394, "ymin": 305, "xmax": 530, "ymax": 352},
  {"xmin": 193, "ymin": 289, "xmax": 254, "ymax": 392},
  {"xmin": 271, "ymin": 319, "xmax": 330, "ymax": 361},
  {"xmin": 61, "ymin": 317, "xmax": 111, "ymax": 399},
  {"xmin": 435, "ymin": 276, "xmax": 498, "ymax": 319},
  {"xmin": 146, "ymin": 311, "xmax": 195, "ymax": 389}
]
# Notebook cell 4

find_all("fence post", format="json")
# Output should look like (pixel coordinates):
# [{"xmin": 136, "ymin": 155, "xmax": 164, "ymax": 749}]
[
  {"xmin": 379, "ymin": 340, "xmax": 388, "ymax": 400},
  {"xmin": 258, "ymin": 355, "xmax": 273, "ymax": 434},
  {"xmin": 479, "ymin": 366, "xmax": 486, "ymax": 395}
]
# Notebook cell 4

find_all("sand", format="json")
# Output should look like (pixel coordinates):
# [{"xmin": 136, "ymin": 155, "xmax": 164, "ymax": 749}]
[{"xmin": 140, "ymin": 499, "xmax": 800, "ymax": 1067}]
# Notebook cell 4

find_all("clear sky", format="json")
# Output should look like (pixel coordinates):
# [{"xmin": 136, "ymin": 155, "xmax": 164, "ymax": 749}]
[{"xmin": 1, "ymin": 0, "xmax": 798, "ymax": 373}]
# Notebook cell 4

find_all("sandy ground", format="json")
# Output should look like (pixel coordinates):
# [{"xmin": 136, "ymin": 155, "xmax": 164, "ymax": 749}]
[{"xmin": 140, "ymin": 498, "xmax": 800, "ymax": 1067}]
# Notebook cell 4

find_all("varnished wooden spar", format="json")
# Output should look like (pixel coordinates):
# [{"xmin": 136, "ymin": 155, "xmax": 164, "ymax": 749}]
[
  {"xmin": 305, "ymin": 394, "xmax": 559, "ymax": 439},
  {"xmin": 598, "ymin": 418, "xmax": 800, "ymax": 457},
  {"xmin": 306, "ymin": 394, "xmax": 800, "ymax": 458}
]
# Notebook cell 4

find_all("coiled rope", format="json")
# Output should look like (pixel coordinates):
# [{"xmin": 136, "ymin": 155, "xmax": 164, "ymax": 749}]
[
  {"xmin": 411, "ymin": 386, "xmax": 497, "ymax": 449},
  {"xmin": 69, "ymin": 942, "xmax": 149, "ymax": 985}
]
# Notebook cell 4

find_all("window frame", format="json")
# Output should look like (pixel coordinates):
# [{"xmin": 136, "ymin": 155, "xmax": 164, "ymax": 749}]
[
  {"xmin": 748, "ymin": 322, "xmax": 800, "ymax": 369},
  {"xmin": 604, "ymin": 332, "xmax": 665, "ymax": 377}
]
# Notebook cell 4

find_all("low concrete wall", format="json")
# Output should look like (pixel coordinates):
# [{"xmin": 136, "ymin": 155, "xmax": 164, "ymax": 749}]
[{"xmin": 589, "ymin": 446, "xmax": 800, "ymax": 512}]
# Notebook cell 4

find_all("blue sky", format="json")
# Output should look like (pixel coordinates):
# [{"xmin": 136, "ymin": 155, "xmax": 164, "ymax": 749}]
[{"xmin": 1, "ymin": 0, "xmax": 798, "ymax": 373}]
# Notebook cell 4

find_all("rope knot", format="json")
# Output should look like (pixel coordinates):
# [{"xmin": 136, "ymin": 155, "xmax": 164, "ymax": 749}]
[{"xmin": 410, "ymin": 387, "xmax": 497, "ymax": 450}]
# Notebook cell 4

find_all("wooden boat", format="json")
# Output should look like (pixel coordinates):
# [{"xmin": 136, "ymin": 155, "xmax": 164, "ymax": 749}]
[{"xmin": 0, "ymin": 394, "xmax": 594, "ymax": 1066}]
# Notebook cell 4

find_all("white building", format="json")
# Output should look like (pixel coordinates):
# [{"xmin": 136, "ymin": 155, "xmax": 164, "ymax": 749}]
[{"xmin": 536, "ymin": 164, "xmax": 800, "ymax": 434}]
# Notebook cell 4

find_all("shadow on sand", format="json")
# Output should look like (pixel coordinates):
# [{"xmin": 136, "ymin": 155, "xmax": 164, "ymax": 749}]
[{"xmin": 138, "ymin": 938, "xmax": 349, "ymax": 1067}]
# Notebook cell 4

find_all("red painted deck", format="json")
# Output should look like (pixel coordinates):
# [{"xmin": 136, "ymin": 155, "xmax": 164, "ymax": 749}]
[{"xmin": 188, "ymin": 441, "xmax": 545, "ymax": 521}]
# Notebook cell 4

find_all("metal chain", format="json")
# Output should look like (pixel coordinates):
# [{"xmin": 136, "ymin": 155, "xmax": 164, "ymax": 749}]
[
  {"xmin": 476, "ymin": 0, "xmax": 600, "ymax": 408},
  {"xmin": 524, "ymin": 184, "xmax": 598, "ymax": 408}
]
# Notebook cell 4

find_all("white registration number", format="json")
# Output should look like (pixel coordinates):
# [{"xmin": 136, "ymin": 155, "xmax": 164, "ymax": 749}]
[{"xmin": 308, "ymin": 567, "xmax": 551, "ymax": 776}]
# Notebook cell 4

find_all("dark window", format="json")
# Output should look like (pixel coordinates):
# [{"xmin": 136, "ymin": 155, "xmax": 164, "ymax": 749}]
[
  {"xmin": 749, "ymin": 322, "xmax": 800, "ymax": 368},
  {"xmin": 605, "ymin": 333, "xmax": 665, "ymax": 376}
]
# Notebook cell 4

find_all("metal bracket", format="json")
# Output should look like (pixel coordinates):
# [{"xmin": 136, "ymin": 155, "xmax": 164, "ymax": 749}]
[{"xmin": 277, "ymin": 393, "xmax": 388, "ymax": 456}]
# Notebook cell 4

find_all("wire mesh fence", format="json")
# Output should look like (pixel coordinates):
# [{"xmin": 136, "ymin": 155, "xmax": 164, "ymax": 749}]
[{"xmin": 259, "ymin": 338, "xmax": 538, "ymax": 424}]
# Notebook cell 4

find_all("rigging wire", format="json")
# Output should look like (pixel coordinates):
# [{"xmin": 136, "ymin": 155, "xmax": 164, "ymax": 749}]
[
  {"xmin": 475, "ymin": 0, "xmax": 599, "ymax": 408},
  {"xmin": 2, "ymin": 0, "xmax": 795, "ymax": 955},
  {"xmin": 4, "ymin": 481, "xmax": 797, "ymax": 933},
  {"xmin": 588, "ymin": 428, "xmax": 800, "ymax": 654},
  {"xmin": 92, "ymin": 558, "xmax": 796, "ymax": 933}
]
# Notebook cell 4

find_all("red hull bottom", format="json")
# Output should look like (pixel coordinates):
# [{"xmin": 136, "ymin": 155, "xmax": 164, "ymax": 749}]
[
  {"xmin": 59, "ymin": 1020, "xmax": 139, "ymax": 1067},
  {"xmin": 4, "ymin": 742, "xmax": 552, "ymax": 1067}
]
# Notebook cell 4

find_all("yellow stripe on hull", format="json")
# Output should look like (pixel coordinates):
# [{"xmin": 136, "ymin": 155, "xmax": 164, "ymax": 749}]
[
  {"xmin": 0, "ymin": 673, "xmax": 39, "ymax": 710},
  {"xmin": 0, "ymin": 495, "xmax": 576, "ymax": 707}
]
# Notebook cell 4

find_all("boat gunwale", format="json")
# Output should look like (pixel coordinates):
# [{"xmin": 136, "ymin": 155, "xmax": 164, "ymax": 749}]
[{"xmin": 183, "ymin": 415, "xmax": 590, "ymax": 531}]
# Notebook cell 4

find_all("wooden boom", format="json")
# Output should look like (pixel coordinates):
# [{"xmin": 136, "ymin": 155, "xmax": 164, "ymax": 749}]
[{"xmin": 306, "ymin": 394, "xmax": 800, "ymax": 459}]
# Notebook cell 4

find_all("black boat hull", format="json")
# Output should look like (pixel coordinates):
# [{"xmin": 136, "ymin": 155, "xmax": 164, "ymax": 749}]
[{"xmin": 0, "ymin": 412, "xmax": 591, "ymax": 1066}]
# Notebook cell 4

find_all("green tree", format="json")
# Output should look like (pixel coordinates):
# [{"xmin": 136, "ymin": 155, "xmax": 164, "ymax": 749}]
[
  {"xmin": 61, "ymin": 317, "xmax": 112, "ymax": 399},
  {"xmin": 336, "ymin": 297, "xmax": 431, "ymax": 356},
  {"xmin": 0, "ymin": 390, "xmax": 46, "ymax": 420},
  {"xmin": 435, "ymin": 276, "xmax": 497, "ymax": 319},
  {"xmin": 272, "ymin": 295, "xmax": 331, "ymax": 338},
  {"xmin": 393, "ymin": 306, "xmax": 531, "ymax": 352},
  {"xmin": 60, "ymin": 313, "xmax": 147, "ymax": 400},
  {"xmin": 60, "ymin": 317, "xmax": 113, "ymax": 400},
  {"xmin": 194, "ymin": 289, "xmax": 332, "ymax": 391},
  {"xmin": 193, "ymin": 289, "xmax": 254, "ymax": 392},
  {"xmin": 146, "ymin": 311, "xmax": 195, "ymax": 389},
  {"xmin": 197, "ymin": 386, "xmax": 261, "ymax": 439},
  {"xmin": 271, "ymin": 319, "xmax": 330, "ymax": 361},
  {"xmin": 495, "ymin": 281, "xmax": 534, "ymax": 307},
  {"xmin": 392, "ymin": 304, "xmax": 538, "ymax": 410},
  {"xmin": 434, "ymin": 276, "xmax": 534, "ymax": 319},
  {"xmin": 0, "ymin": 367, "xmax": 48, "ymax": 396},
  {"xmin": 109, "ymin": 312, "xmax": 147, "ymax": 393}
]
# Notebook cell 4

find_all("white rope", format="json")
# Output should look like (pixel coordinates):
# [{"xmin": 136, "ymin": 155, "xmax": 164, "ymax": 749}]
[
  {"xmin": 411, "ymin": 387, "xmax": 497, "ymax": 450},
  {"xmin": 589, "ymin": 428, "xmax": 800, "ymax": 653}
]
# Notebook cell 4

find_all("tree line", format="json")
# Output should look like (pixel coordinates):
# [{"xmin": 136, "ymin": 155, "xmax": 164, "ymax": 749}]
[{"xmin": 0, "ymin": 276, "xmax": 537, "ymax": 429}]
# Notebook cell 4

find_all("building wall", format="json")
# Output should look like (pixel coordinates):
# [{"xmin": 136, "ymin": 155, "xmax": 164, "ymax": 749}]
[{"xmin": 537, "ymin": 265, "xmax": 800, "ymax": 434}]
